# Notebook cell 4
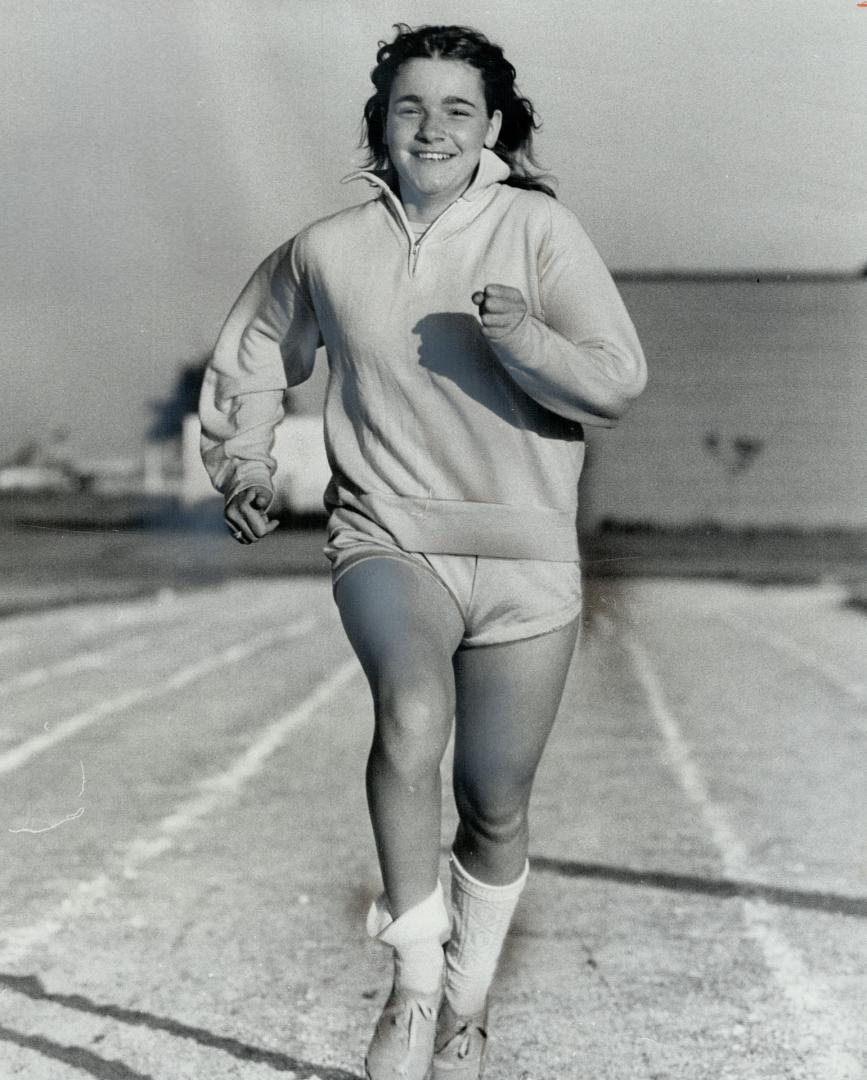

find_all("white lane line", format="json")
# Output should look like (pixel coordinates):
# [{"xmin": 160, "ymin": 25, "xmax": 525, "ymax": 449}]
[
  {"xmin": 0, "ymin": 657, "xmax": 359, "ymax": 965},
  {"xmin": 627, "ymin": 636, "xmax": 864, "ymax": 1080},
  {"xmin": 0, "ymin": 618, "xmax": 317, "ymax": 777},
  {"xmin": 0, "ymin": 586, "xmax": 234, "ymax": 650},
  {"xmin": 714, "ymin": 611, "xmax": 867, "ymax": 707},
  {"xmin": 121, "ymin": 657, "xmax": 359, "ymax": 875},
  {"xmin": 0, "ymin": 642, "xmax": 143, "ymax": 698},
  {"xmin": 626, "ymin": 637, "xmax": 751, "ymax": 876},
  {"xmin": 0, "ymin": 602, "xmax": 179, "ymax": 663}
]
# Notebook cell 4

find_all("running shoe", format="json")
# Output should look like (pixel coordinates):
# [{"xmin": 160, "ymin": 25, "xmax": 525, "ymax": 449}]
[
  {"xmin": 431, "ymin": 999, "xmax": 488, "ymax": 1079},
  {"xmin": 365, "ymin": 983, "xmax": 442, "ymax": 1080}
]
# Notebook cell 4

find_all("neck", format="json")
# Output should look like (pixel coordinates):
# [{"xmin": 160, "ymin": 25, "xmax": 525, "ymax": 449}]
[
  {"xmin": 397, "ymin": 163, "xmax": 482, "ymax": 224},
  {"xmin": 399, "ymin": 186, "xmax": 466, "ymax": 225}
]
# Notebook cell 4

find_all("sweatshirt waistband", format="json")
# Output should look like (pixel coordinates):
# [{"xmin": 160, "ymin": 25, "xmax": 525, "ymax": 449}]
[{"xmin": 331, "ymin": 489, "xmax": 579, "ymax": 561}]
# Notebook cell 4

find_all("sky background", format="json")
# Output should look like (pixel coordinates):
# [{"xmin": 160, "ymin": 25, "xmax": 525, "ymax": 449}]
[{"xmin": 2, "ymin": 0, "xmax": 866, "ymax": 461}]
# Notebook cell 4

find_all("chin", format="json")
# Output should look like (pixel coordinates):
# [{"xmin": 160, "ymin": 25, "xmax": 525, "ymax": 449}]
[{"xmin": 412, "ymin": 168, "xmax": 472, "ymax": 194}]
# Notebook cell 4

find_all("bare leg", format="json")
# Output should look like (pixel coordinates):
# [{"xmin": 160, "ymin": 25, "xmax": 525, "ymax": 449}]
[
  {"xmin": 451, "ymin": 619, "xmax": 580, "ymax": 885},
  {"xmin": 334, "ymin": 557, "xmax": 465, "ymax": 917},
  {"xmin": 434, "ymin": 618, "xmax": 581, "ymax": 1051}
]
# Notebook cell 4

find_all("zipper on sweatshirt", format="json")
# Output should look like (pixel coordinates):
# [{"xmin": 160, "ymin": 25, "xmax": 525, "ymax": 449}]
[
  {"xmin": 342, "ymin": 154, "xmax": 509, "ymax": 280},
  {"xmin": 343, "ymin": 173, "xmax": 473, "ymax": 279},
  {"xmin": 373, "ymin": 182, "xmax": 467, "ymax": 278},
  {"xmin": 404, "ymin": 202, "xmax": 461, "ymax": 277}
]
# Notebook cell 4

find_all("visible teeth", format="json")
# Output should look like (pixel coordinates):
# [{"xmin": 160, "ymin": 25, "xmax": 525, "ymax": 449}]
[{"xmin": 416, "ymin": 153, "xmax": 451, "ymax": 160}]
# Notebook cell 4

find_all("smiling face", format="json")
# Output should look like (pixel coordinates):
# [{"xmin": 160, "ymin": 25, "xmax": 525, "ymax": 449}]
[{"xmin": 384, "ymin": 57, "xmax": 503, "ymax": 223}]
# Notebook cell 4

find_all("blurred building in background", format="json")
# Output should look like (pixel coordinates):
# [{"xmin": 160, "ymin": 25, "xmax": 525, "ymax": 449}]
[
  {"xmin": 181, "ymin": 411, "xmax": 330, "ymax": 516},
  {"xmin": 0, "ymin": 428, "xmax": 142, "ymax": 496}
]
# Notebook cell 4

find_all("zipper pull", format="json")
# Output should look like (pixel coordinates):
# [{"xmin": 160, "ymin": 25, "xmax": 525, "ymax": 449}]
[{"xmin": 410, "ymin": 241, "xmax": 421, "ymax": 276}]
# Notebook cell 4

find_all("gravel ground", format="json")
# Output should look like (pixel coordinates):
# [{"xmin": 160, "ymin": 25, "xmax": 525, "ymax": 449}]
[{"xmin": 0, "ymin": 573, "xmax": 864, "ymax": 1078}]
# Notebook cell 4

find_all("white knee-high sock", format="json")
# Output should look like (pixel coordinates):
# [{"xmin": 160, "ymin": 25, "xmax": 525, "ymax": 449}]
[
  {"xmin": 367, "ymin": 882, "xmax": 450, "ymax": 995},
  {"xmin": 444, "ymin": 853, "xmax": 529, "ymax": 1015}
]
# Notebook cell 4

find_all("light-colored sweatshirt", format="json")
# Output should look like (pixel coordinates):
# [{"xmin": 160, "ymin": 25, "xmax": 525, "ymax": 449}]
[{"xmin": 199, "ymin": 149, "xmax": 646, "ymax": 560}]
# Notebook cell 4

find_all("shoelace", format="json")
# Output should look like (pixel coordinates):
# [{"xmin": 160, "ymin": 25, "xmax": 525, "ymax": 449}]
[
  {"xmin": 447, "ymin": 1019, "xmax": 483, "ymax": 1060},
  {"xmin": 392, "ymin": 997, "xmax": 437, "ymax": 1049}
]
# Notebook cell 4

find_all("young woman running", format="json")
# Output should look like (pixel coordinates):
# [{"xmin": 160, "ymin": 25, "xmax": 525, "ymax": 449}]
[{"xmin": 200, "ymin": 24, "xmax": 646, "ymax": 1080}]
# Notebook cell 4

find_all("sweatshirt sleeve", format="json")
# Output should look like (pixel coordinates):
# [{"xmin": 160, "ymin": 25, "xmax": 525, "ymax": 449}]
[
  {"xmin": 486, "ymin": 197, "xmax": 647, "ymax": 427},
  {"xmin": 199, "ymin": 236, "xmax": 322, "ymax": 506}
]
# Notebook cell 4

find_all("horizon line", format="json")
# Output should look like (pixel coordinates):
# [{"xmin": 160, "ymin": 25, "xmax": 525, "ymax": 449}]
[{"xmin": 612, "ymin": 268, "xmax": 866, "ymax": 283}]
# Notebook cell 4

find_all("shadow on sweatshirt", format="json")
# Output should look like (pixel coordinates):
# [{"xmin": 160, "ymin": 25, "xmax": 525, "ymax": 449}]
[{"xmin": 413, "ymin": 311, "xmax": 583, "ymax": 442}]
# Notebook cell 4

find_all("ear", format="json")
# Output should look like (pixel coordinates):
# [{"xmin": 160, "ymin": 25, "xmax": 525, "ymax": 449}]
[{"xmin": 484, "ymin": 109, "xmax": 503, "ymax": 149}]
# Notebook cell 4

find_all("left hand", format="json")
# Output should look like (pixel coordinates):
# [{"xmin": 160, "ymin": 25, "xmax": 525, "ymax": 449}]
[{"xmin": 472, "ymin": 283, "xmax": 528, "ymax": 340}]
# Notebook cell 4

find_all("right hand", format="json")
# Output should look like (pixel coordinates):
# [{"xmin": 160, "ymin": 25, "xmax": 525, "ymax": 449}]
[
  {"xmin": 472, "ymin": 283, "xmax": 528, "ymax": 340},
  {"xmin": 224, "ymin": 486, "xmax": 279, "ymax": 544}
]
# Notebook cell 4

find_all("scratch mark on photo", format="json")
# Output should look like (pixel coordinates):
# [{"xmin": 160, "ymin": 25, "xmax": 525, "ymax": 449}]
[
  {"xmin": 8, "ymin": 761, "xmax": 87, "ymax": 834},
  {"xmin": 9, "ymin": 806, "xmax": 86, "ymax": 835}
]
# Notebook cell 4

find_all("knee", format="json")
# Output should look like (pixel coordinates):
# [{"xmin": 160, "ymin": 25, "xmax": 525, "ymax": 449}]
[
  {"xmin": 372, "ymin": 686, "xmax": 452, "ymax": 781},
  {"xmin": 454, "ymin": 782, "xmax": 529, "ymax": 848}
]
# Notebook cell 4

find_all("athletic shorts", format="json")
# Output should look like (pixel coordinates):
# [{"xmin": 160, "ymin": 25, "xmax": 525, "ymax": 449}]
[{"xmin": 324, "ymin": 513, "xmax": 582, "ymax": 649}]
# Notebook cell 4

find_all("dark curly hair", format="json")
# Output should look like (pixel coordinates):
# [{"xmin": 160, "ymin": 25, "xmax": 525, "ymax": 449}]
[{"xmin": 361, "ymin": 24, "xmax": 556, "ymax": 197}]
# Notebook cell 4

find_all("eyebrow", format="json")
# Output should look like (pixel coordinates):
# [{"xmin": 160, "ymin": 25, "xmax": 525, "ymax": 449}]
[{"xmin": 393, "ymin": 94, "xmax": 479, "ymax": 108}]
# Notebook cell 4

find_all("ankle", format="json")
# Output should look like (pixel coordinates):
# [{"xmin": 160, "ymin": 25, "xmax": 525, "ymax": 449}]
[
  {"xmin": 367, "ymin": 881, "xmax": 450, "ymax": 996},
  {"xmin": 395, "ymin": 941, "xmax": 445, "ymax": 995}
]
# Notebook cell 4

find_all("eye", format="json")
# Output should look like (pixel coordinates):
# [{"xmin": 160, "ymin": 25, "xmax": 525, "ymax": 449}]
[{"xmin": 448, "ymin": 109, "xmax": 471, "ymax": 117}]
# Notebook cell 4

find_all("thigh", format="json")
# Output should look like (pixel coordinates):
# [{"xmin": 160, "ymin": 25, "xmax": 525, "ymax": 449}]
[
  {"xmin": 452, "ymin": 619, "xmax": 580, "ymax": 796},
  {"xmin": 333, "ymin": 555, "xmax": 466, "ymax": 703}
]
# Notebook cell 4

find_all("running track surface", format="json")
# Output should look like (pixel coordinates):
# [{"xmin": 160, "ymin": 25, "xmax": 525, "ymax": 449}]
[{"xmin": 0, "ymin": 577, "xmax": 864, "ymax": 1079}]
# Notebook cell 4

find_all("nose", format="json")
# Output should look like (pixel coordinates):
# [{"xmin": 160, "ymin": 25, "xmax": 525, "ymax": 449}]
[{"xmin": 416, "ymin": 114, "xmax": 445, "ymax": 142}]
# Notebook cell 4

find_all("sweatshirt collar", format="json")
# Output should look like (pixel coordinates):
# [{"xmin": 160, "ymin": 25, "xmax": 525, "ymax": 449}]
[{"xmin": 340, "ymin": 147, "xmax": 511, "ymax": 229}]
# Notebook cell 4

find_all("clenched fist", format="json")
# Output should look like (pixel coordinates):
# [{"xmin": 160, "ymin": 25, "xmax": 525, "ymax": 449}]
[
  {"xmin": 224, "ymin": 485, "xmax": 279, "ymax": 544},
  {"xmin": 472, "ymin": 284, "xmax": 528, "ymax": 340}
]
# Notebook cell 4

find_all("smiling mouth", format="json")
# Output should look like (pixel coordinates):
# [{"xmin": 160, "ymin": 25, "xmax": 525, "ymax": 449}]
[{"xmin": 413, "ymin": 152, "xmax": 454, "ymax": 161}]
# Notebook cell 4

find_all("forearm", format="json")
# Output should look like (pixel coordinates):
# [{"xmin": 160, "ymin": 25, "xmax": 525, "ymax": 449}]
[
  {"xmin": 199, "ymin": 372, "xmax": 285, "ymax": 505},
  {"xmin": 199, "ymin": 237, "xmax": 320, "ymax": 503},
  {"xmin": 487, "ymin": 312, "xmax": 647, "ymax": 426},
  {"xmin": 482, "ymin": 197, "xmax": 647, "ymax": 425}
]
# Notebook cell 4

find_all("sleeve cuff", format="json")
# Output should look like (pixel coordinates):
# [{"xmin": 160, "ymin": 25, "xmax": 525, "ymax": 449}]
[{"xmin": 225, "ymin": 467, "xmax": 275, "ymax": 510}]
